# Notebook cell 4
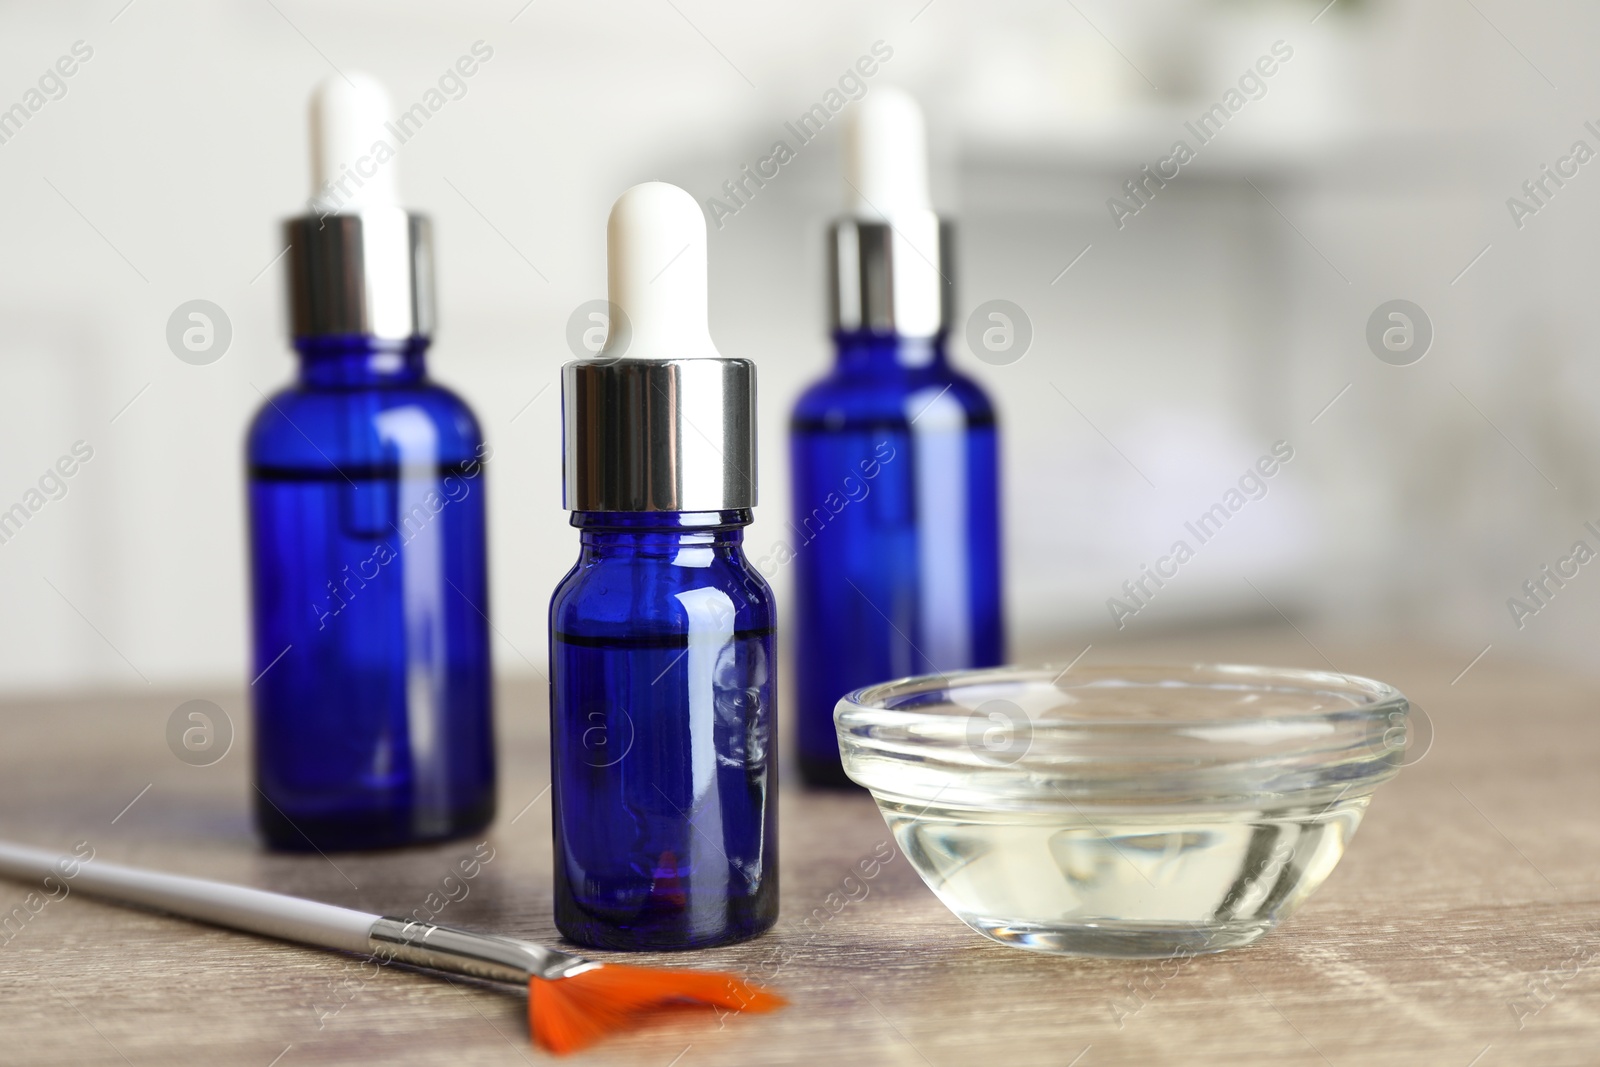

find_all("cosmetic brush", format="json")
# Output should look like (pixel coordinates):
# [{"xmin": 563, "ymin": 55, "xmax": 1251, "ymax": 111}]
[{"xmin": 0, "ymin": 841, "xmax": 783, "ymax": 1054}]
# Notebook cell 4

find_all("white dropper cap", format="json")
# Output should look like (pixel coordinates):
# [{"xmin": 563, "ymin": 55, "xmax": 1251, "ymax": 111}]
[
  {"xmin": 601, "ymin": 182, "xmax": 720, "ymax": 360},
  {"xmin": 843, "ymin": 86, "xmax": 931, "ymax": 219},
  {"xmin": 310, "ymin": 73, "xmax": 401, "ymax": 214}
]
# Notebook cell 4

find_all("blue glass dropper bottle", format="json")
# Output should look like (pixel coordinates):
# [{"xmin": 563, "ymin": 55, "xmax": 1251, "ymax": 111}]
[
  {"xmin": 791, "ymin": 88, "xmax": 1004, "ymax": 786},
  {"xmin": 247, "ymin": 74, "xmax": 496, "ymax": 850},
  {"xmin": 550, "ymin": 182, "xmax": 777, "ymax": 950}
]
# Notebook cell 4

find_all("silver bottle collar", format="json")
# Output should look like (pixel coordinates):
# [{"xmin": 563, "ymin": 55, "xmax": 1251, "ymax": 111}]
[
  {"xmin": 284, "ymin": 208, "xmax": 435, "ymax": 340},
  {"xmin": 828, "ymin": 213, "xmax": 953, "ymax": 337},
  {"xmin": 562, "ymin": 357, "xmax": 757, "ymax": 513}
]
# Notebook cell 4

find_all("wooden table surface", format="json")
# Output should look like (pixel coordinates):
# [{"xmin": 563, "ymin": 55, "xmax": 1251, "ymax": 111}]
[{"xmin": 0, "ymin": 625, "xmax": 1595, "ymax": 1066}]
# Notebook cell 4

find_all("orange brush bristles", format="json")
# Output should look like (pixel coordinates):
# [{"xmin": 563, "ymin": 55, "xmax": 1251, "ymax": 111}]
[{"xmin": 528, "ymin": 963, "xmax": 785, "ymax": 1054}]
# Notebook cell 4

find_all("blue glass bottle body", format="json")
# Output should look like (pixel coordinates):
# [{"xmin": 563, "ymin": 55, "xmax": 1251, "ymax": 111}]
[
  {"xmin": 549, "ymin": 510, "xmax": 777, "ymax": 950},
  {"xmin": 790, "ymin": 330, "xmax": 1004, "ymax": 786},
  {"xmin": 246, "ymin": 334, "xmax": 496, "ymax": 851}
]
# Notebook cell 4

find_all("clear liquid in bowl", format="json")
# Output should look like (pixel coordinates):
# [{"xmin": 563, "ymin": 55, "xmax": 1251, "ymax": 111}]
[{"xmin": 879, "ymin": 793, "xmax": 1367, "ymax": 957}]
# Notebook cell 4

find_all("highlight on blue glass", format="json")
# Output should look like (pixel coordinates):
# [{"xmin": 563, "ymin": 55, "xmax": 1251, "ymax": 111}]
[
  {"xmin": 246, "ymin": 74, "xmax": 495, "ymax": 851},
  {"xmin": 549, "ymin": 183, "xmax": 778, "ymax": 950},
  {"xmin": 791, "ymin": 87, "xmax": 1005, "ymax": 787}
]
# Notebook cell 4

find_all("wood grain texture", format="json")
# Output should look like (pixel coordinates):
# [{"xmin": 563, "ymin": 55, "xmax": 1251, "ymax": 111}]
[{"xmin": 0, "ymin": 626, "xmax": 1595, "ymax": 1066}]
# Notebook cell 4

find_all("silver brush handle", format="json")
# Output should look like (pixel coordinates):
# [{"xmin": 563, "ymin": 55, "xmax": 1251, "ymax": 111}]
[
  {"xmin": 0, "ymin": 840, "xmax": 376, "ymax": 952},
  {"xmin": 368, "ymin": 917, "xmax": 595, "ymax": 983},
  {"xmin": 0, "ymin": 841, "xmax": 596, "ymax": 985}
]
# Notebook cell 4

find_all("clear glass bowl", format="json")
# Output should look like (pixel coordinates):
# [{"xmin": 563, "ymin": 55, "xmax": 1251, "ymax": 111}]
[{"xmin": 835, "ymin": 664, "xmax": 1409, "ymax": 958}]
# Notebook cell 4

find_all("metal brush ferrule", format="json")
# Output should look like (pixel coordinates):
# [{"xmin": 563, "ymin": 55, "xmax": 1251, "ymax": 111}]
[
  {"xmin": 284, "ymin": 208, "xmax": 435, "ymax": 340},
  {"xmin": 828, "ymin": 214, "xmax": 953, "ymax": 337},
  {"xmin": 368, "ymin": 917, "xmax": 596, "ymax": 983}
]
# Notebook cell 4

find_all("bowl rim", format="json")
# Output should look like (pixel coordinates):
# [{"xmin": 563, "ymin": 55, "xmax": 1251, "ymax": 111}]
[
  {"xmin": 833, "ymin": 662, "xmax": 1411, "ymax": 805},
  {"xmin": 834, "ymin": 661, "xmax": 1407, "ymax": 732}
]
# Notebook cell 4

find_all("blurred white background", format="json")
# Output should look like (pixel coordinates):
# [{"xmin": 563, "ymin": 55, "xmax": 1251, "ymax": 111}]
[{"xmin": 0, "ymin": 0, "xmax": 1596, "ymax": 697}]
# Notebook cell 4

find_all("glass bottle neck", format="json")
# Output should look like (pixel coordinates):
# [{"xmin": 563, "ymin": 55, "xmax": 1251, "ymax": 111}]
[
  {"xmin": 294, "ymin": 335, "xmax": 429, "ymax": 387},
  {"xmin": 833, "ymin": 329, "xmax": 948, "ymax": 372},
  {"xmin": 572, "ymin": 510, "xmax": 750, "ymax": 558}
]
